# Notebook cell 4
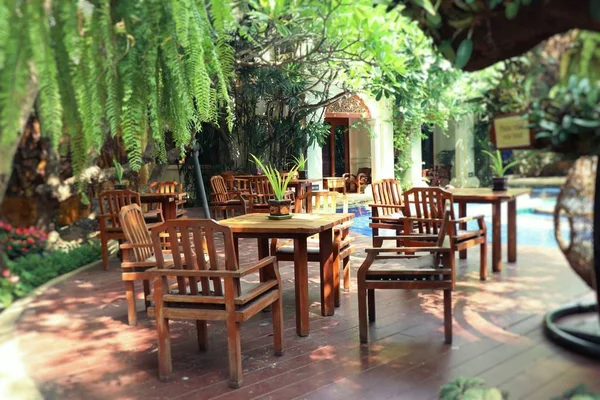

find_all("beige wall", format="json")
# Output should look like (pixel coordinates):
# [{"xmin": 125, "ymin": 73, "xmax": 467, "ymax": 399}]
[{"xmin": 348, "ymin": 118, "xmax": 372, "ymax": 174}]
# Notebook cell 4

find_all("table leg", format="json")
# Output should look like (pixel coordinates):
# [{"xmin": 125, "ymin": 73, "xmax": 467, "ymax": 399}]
[
  {"xmin": 257, "ymin": 238, "xmax": 273, "ymax": 282},
  {"xmin": 163, "ymin": 199, "xmax": 176, "ymax": 220},
  {"xmin": 294, "ymin": 237, "xmax": 309, "ymax": 337},
  {"xmin": 458, "ymin": 202, "xmax": 467, "ymax": 259},
  {"xmin": 492, "ymin": 202, "xmax": 502, "ymax": 272},
  {"xmin": 508, "ymin": 199, "xmax": 517, "ymax": 263},
  {"xmin": 319, "ymin": 228, "xmax": 334, "ymax": 317}
]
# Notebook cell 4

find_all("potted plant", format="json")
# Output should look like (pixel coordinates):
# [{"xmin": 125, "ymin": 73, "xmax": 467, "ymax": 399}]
[
  {"xmin": 250, "ymin": 154, "xmax": 298, "ymax": 219},
  {"xmin": 482, "ymin": 150, "xmax": 519, "ymax": 191},
  {"xmin": 113, "ymin": 159, "xmax": 127, "ymax": 190},
  {"xmin": 293, "ymin": 153, "xmax": 308, "ymax": 179}
]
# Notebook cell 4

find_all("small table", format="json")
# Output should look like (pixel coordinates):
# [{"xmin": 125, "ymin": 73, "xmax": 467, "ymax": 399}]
[
  {"xmin": 140, "ymin": 192, "xmax": 186, "ymax": 220},
  {"xmin": 220, "ymin": 212, "xmax": 354, "ymax": 337},
  {"xmin": 448, "ymin": 188, "xmax": 531, "ymax": 272},
  {"xmin": 323, "ymin": 177, "xmax": 346, "ymax": 194}
]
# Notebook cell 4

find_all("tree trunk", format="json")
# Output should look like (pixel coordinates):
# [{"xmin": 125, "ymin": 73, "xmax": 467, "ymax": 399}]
[{"xmin": 0, "ymin": 79, "xmax": 39, "ymax": 206}]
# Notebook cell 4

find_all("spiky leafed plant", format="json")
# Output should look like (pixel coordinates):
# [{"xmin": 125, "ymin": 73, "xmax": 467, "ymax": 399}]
[{"xmin": 0, "ymin": 0, "xmax": 236, "ymax": 199}]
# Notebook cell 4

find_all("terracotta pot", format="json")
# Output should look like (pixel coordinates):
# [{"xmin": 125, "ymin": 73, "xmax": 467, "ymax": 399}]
[
  {"xmin": 269, "ymin": 199, "xmax": 292, "ymax": 217},
  {"xmin": 492, "ymin": 177, "xmax": 508, "ymax": 191},
  {"xmin": 298, "ymin": 170, "xmax": 307, "ymax": 179}
]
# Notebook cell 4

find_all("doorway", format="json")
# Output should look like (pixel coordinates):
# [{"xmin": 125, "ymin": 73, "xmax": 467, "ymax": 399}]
[{"xmin": 323, "ymin": 118, "xmax": 350, "ymax": 177}]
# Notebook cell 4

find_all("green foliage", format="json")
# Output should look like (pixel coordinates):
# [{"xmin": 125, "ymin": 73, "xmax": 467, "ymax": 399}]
[
  {"xmin": 113, "ymin": 159, "xmax": 124, "ymax": 184},
  {"xmin": 0, "ymin": 0, "xmax": 235, "ymax": 187},
  {"xmin": 530, "ymin": 76, "xmax": 600, "ymax": 156},
  {"xmin": 0, "ymin": 221, "xmax": 48, "ymax": 260},
  {"xmin": 292, "ymin": 153, "xmax": 307, "ymax": 171},
  {"xmin": 0, "ymin": 242, "xmax": 101, "ymax": 309},
  {"xmin": 482, "ymin": 149, "xmax": 520, "ymax": 177},
  {"xmin": 439, "ymin": 377, "xmax": 506, "ymax": 400},
  {"xmin": 250, "ymin": 154, "xmax": 298, "ymax": 200}
]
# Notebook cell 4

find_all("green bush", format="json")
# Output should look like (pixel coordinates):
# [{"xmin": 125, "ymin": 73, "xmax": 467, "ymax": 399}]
[{"xmin": 0, "ymin": 242, "xmax": 101, "ymax": 310}]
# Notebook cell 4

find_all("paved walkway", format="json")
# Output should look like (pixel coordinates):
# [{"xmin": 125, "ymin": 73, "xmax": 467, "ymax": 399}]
[{"xmin": 6, "ymin": 232, "xmax": 600, "ymax": 399}]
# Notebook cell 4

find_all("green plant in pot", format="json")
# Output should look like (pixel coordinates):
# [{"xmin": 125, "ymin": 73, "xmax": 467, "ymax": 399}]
[
  {"xmin": 482, "ymin": 150, "xmax": 519, "ymax": 191},
  {"xmin": 113, "ymin": 159, "xmax": 127, "ymax": 190},
  {"xmin": 293, "ymin": 153, "xmax": 308, "ymax": 179},
  {"xmin": 250, "ymin": 154, "xmax": 298, "ymax": 219}
]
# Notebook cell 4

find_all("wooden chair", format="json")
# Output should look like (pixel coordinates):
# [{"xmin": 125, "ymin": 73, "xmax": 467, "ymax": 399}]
[
  {"xmin": 148, "ymin": 181, "xmax": 187, "ymax": 218},
  {"xmin": 369, "ymin": 179, "xmax": 406, "ymax": 247},
  {"xmin": 118, "ymin": 204, "xmax": 166, "ymax": 326},
  {"xmin": 247, "ymin": 175, "xmax": 294, "ymax": 213},
  {"xmin": 220, "ymin": 171, "xmax": 250, "ymax": 193},
  {"xmin": 97, "ymin": 190, "xmax": 162, "ymax": 270},
  {"xmin": 209, "ymin": 175, "xmax": 247, "ymax": 219},
  {"xmin": 343, "ymin": 167, "xmax": 371, "ymax": 193},
  {"xmin": 270, "ymin": 192, "xmax": 354, "ymax": 306},
  {"xmin": 358, "ymin": 201, "xmax": 455, "ymax": 344},
  {"xmin": 147, "ymin": 219, "xmax": 284, "ymax": 388},
  {"xmin": 403, "ymin": 187, "xmax": 487, "ymax": 280}
]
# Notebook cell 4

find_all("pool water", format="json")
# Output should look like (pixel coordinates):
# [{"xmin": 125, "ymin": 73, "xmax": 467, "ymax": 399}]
[{"xmin": 345, "ymin": 188, "xmax": 570, "ymax": 248}]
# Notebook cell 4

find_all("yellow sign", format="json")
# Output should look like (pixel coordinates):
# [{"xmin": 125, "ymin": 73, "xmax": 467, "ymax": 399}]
[{"xmin": 493, "ymin": 115, "xmax": 531, "ymax": 149}]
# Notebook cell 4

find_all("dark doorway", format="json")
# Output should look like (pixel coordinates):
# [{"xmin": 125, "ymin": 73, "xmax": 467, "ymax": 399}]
[
  {"xmin": 421, "ymin": 124, "xmax": 434, "ymax": 169},
  {"xmin": 323, "ymin": 118, "xmax": 350, "ymax": 177}
]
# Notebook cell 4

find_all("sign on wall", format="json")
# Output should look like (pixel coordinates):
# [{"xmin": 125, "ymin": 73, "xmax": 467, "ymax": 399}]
[{"xmin": 490, "ymin": 114, "xmax": 534, "ymax": 149}]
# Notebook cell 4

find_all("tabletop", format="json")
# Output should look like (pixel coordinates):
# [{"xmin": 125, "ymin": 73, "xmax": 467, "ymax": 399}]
[
  {"xmin": 448, "ymin": 188, "xmax": 531, "ymax": 202},
  {"xmin": 219, "ymin": 212, "xmax": 354, "ymax": 234},
  {"xmin": 288, "ymin": 178, "xmax": 321, "ymax": 184},
  {"xmin": 139, "ymin": 192, "xmax": 186, "ymax": 202}
]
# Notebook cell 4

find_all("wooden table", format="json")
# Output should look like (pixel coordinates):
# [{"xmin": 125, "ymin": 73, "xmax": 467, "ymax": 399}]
[
  {"xmin": 287, "ymin": 179, "xmax": 320, "ymax": 210},
  {"xmin": 140, "ymin": 192, "xmax": 186, "ymax": 220},
  {"xmin": 220, "ymin": 212, "xmax": 354, "ymax": 337},
  {"xmin": 448, "ymin": 188, "xmax": 531, "ymax": 273},
  {"xmin": 323, "ymin": 177, "xmax": 346, "ymax": 194}
]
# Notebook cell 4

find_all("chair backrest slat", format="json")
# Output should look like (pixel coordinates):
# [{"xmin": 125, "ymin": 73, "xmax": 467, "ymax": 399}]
[
  {"xmin": 210, "ymin": 176, "xmax": 230, "ymax": 203},
  {"xmin": 99, "ymin": 190, "xmax": 141, "ymax": 228},
  {"xmin": 151, "ymin": 219, "xmax": 237, "ymax": 298},
  {"xmin": 403, "ymin": 187, "xmax": 454, "ymax": 234},
  {"xmin": 118, "ymin": 204, "xmax": 153, "ymax": 261},
  {"xmin": 372, "ymin": 179, "xmax": 403, "ymax": 216},
  {"xmin": 294, "ymin": 191, "xmax": 347, "ymax": 214},
  {"xmin": 250, "ymin": 176, "xmax": 274, "ymax": 195}
]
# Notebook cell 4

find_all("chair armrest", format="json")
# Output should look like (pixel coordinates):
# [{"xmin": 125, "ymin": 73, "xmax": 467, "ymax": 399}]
[
  {"xmin": 238, "ymin": 256, "xmax": 278, "ymax": 277},
  {"xmin": 369, "ymin": 203, "xmax": 404, "ymax": 209},
  {"xmin": 357, "ymin": 173, "xmax": 367, "ymax": 183},
  {"xmin": 452, "ymin": 215, "xmax": 485, "ymax": 224},
  {"xmin": 120, "ymin": 243, "xmax": 154, "ymax": 250},
  {"xmin": 373, "ymin": 235, "xmax": 437, "ymax": 241},
  {"xmin": 371, "ymin": 216, "xmax": 442, "ymax": 223},
  {"xmin": 97, "ymin": 213, "xmax": 117, "ymax": 221},
  {"xmin": 365, "ymin": 246, "xmax": 451, "ymax": 254}
]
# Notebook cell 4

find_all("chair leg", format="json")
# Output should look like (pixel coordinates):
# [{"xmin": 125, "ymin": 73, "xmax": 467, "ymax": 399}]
[
  {"xmin": 459, "ymin": 249, "xmax": 467, "ymax": 259},
  {"xmin": 372, "ymin": 228, "xmax": 381, "ymax": 247},
  {"xmin": 368, "ymin": 289, "xmax": 376, "ymax": 322},
  {"xmin": 124, "ymin": 281, "xmax": 137, "ymax": 326},
  {"xmin": 333, "ymin": 253, "xmax": 341, "ymax": 308},
  {"xmin": 343, "ymin": 256, "xmax": 350, "ymax": 292},
  {"xmin": 101, "ymin": 236, "xmax": 109, "ymax": 270},
  {"xmin": 143, "ymin": 280, "xmax": 151, "ymax": 309},
  {"xmin": 226, "ymin": 319, "xmax": 243, "ymax": 388},
  {"xmin": 272, "ymin": 295, "xmax": 284, "ymax": 356},
  {"xmin": 443, "ymin": 289, "xmax": 452, "ymax": 344},
  {"xmin": 480, "ymin": 242, "xmax": 487, "ymax": 281},
  {"xmin": 358, "ymin": 283, "xmax": 368, "ymax": 344},
  {"xmin": 196, "ymin": 320, "xmax": 207, "ymax": 351},
  {"xmin": 157, "ymin": 316, "xmax": 172, "ymax": 381}
]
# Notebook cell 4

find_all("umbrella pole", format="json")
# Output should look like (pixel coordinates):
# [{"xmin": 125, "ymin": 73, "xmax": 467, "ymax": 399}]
[{"xmin": 192, "ymin": 143, "xmax": 211, "ymax": 219}]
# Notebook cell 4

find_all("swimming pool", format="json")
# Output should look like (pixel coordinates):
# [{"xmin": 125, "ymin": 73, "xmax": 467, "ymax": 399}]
[{"xmin": 345, "ymin": 188, "xmax": 569, "ymax": 248}]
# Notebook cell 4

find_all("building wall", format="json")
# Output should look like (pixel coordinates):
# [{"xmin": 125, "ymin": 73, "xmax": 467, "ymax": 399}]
[{"xmin": 348, "ymin": 118, "xmax": 372, "ymax": 174}]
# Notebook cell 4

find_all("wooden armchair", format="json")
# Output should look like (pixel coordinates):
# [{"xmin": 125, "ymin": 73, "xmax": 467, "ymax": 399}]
[
  {"xmin": 147, "ymin": 181, "xmax": 187, "ymax": 218},
  {"xmin": 220, "ymin": 171, "xmax": 250, "ymax": 193},
  {"xmin": 343, "ymin": 167, "xmax": 371, "ymax": 193},
  {"xmin": 118, "ymin": 204, "xmax": 166, "ymax": 326},
  {"xmin": 369, "ymin": 179, "xmax": 407, "ymax": 247},
  {"xmin": 402, "ymin": 187, "xmax": 487, "ymax": 280},
  {"xmin": 246, "ymin": 175, "xmax": 294, "ymax": 213},
  {"xmin": 358, "ymin": 201, "xmax": 455, "ymax": 344},
  {"xmin": 147, "ymin": 219, "xmax": 284, "ymax": 388},
  {"xmin": 270, "ymin": 192, "xmax": 354, "ymax": 306},
  {"xmin": 97, "ymin": 190, "xmax": 163, "ymax": 270},
  {"xmin": 209, "ymin": 175, "xmax": 247, "ymax": 219}
]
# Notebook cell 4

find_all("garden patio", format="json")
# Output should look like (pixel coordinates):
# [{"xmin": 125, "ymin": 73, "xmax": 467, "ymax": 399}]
[{"xmin": 1, "ymin": 200, "xmax": 598, "ymax": 399}]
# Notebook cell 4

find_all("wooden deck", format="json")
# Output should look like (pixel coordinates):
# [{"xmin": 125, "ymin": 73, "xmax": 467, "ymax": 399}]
[{"xmin": 13, "ymin": 232, "xmax": 600, "ymax": 400}]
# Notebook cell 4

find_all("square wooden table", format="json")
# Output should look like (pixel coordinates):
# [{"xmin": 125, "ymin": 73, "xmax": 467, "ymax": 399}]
[
  {"xmin": 220, "ymin": 212, "xmax": 354, "ymax": 337},
  {"xmin": 140, "ymin": 192, "xmax": 186, "ymax": 220},
  {"xmin": 448, "ymin": 188, "xmax": 531, "ymax": 273}
]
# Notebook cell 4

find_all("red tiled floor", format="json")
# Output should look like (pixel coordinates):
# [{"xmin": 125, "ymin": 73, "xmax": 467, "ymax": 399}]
[{"xmin": 14, "ymin": 231, "xmax": 599, "ymax": 400}]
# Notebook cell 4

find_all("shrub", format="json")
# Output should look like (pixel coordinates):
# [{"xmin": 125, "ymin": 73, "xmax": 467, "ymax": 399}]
[
  {"xmin": 0, "ymin": 242, "xmax": 101, "ymax": 310},
  {"xmin": 0, "ymin": 220, "xmax": 48, "ymax": 260}
]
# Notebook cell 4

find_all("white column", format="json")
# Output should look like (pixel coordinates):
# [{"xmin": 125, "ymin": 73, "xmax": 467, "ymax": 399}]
[
  {"xmin": 307, "ymin": 142, "xmax": 322, "ymax": 182},
  {"xmin": 408, "ymin": 130, "xmax": 423, "ymax": 186},
  {"xmin": 452, "ymin": 114, "xmax": 476, "ymax": 188}
]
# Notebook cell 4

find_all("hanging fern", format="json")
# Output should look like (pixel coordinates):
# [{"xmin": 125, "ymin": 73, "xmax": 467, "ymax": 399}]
[{"xmin": 0, "ymin": 0, "xmax": 236, "ymax": 191}]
